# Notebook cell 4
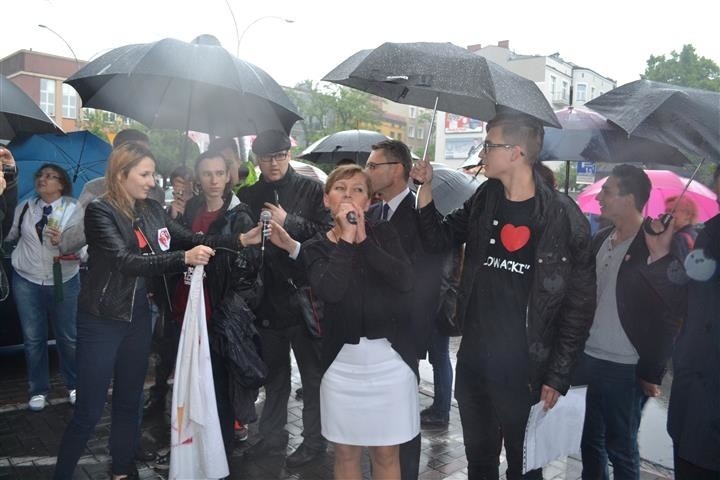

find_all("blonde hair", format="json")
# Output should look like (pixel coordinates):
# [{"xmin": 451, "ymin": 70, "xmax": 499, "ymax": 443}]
[
  {"xmin": 104, "ymin": 142, "xmax": 156, "ymax": 219},
  {"xmin": 325, "ymin": 164, "xmax": 372, "ymax": 198}
]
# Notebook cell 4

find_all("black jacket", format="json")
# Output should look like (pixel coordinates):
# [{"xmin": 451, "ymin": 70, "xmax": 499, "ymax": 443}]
[
  {"xmin": 0, "ymin": 175, "xmax": 18, "ymax": 245},
  {"xmin": 302, "ymin": 220, "xmax": 415, "ymax": 374},
  {"xmin": 79, "ymin": 198, "xmax": 241, "ymax": 322},
  {"xmin": 237, "ymin": 166, "xmax": 332, "ymax": 329},
  {"xmin": 367, "ymin": 192, "xmax": 444, "ymax": 357},
  {"xmin": 592, "ymin": 226, "xmax": 686, "ymax": 385},
  {"xmin": 417, "ymin": 177, "xmax": 596, "ymax": 394},
  {"xmin": 668, "ymin": 214, "xmax": 720, "ymax": 470}
]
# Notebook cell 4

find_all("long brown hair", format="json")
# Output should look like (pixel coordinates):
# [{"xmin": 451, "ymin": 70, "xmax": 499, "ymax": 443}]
[{"xmin": 103, "ymin": 142, "xmax": 156, "ymax": 219}]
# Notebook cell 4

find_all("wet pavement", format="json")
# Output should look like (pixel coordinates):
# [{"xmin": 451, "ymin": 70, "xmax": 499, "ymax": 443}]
[{"xmin": 1, "ymin": 340, "xmax": 674, "ymax": 479}]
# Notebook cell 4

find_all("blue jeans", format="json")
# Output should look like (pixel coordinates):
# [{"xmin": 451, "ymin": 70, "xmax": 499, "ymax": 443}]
[
  {"xmin": 54, "ymin": 288, "xmax": 152, "ymax": 478},
  {"xmin": 12, "ymin": 271, "xmax": 79, "ymax": 396},
  {"xmin": 572, "ymin": 353, "xmax": 648, "ymax": 480},
  {"xmin": 427, "ymin": 327, "xmax": 453, "ymax": 419}
]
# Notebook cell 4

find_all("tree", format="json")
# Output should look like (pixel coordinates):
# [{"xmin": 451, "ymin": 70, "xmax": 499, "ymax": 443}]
[
  {"xmin": 286, "ymin": 81, "xmax": 381, "ymax": 148},
  {"xmin": 643, "ymin": 44, "xmax": 720, "ymax": 92},
  {"xmin": 142, "ymin": 129, "xmax": 199, "ymax": 179},
  {"xmin": 77, "ymin": 109, "xmax": 118, "ymax": 143},
  {"xmin": 554, "ymin": 162, "xmax": 579, "ymax": 192}
]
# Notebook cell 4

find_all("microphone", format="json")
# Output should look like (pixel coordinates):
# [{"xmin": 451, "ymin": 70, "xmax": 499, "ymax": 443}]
[
  {"xmin": 260, "ymin": 210, "xmax": 272, "ymax": 252},
  {"xmin": 346, "ymin": 212, "xmax": 357, "ymax": 225}
]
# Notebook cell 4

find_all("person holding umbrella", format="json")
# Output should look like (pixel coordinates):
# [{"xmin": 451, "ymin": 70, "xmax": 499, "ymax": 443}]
[
  {"xmin": 53, "ymin": 142, "xmax": 262, "ymax": 480},
  {"xmin": 0, "ymin": 147, "xmax": 18, "ymax": 244},
  {"xmin": 410, "ymin": 111, "xmax": 595, "ymax": 480}
]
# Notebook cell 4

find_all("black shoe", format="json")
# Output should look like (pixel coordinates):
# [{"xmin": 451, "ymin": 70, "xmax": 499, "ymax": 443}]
[
  {"xmin": 135, "ymin": 445, "xmax": 157, "ymax": 462},
  {"xmin": 420, "ymin": 412, "xmax": 449, "ymax": 427},
  {"xmin": 294, "ymin": 387, "xmax": 303, "ymax": 400},
  {"xmin": 154, "ymin": 448, "xmax": 170, "ymax": 471},
  {"xmin": 143, "ymin": 395, "xmax": 165, "ymax": 415},
  {"xmin": 285, "ymin": 443, "xmax": 326, "ymax": 468},
  {"xmin": 110, "ymin": 464, "xmax": 139, "ymax": 479},
  {"xmin": 243, "ymin": 439, "xmax": 286, "ymax": 458}
]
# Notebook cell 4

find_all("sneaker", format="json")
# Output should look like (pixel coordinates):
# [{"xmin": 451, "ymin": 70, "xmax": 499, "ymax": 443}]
[
  {"xmin": 28, "ymin": 394, "xmax": 47, "ymax": 411},
  {"xmin": 235, "ymin": 421, "xmax": 249, "ymax": 442},
  {"xmin": 68, "ymin": 389, "xmax": 77, "ymax": 406},
  {"xmin": 154, "ymin": 447, "xmax": 170, "ymax": 470}
]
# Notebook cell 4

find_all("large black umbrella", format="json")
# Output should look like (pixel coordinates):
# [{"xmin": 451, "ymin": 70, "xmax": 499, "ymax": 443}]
[
  {"xmin": 323, "ymin": 42, "xmax": 560, "ymax": 129},
  {"xmin": 65, "ymin": 35, "xmax": 301, "ymax": 136},
  {"xmin": 0, "ymin": 75, "xmax": 62, "ymax": 140},
  {"xmin": 539, "ymin": 107, "xmax": 689, "ymax": 166},
  {"xmin": 585, "ymin": 80, "xmax": 720, "ymax": 161},
  {"xmin": 297, "ymin": 129, "xmax": 389, "ymax": 165}
]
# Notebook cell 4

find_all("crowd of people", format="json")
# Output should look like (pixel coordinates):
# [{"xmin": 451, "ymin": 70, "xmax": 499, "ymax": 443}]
[{"xmin": 0, "ymin": 110, "xmax": 718, "ymax": 480}]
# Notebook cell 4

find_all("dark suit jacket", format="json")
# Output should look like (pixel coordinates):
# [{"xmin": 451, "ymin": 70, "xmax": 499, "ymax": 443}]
[{"xmin": 368, "ymin": 192, "xmax": 445, "ymax": 358}]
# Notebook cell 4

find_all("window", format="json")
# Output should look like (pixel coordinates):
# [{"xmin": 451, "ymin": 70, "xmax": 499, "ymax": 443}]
[
  {"xmin": 550, "ymin": 75, "xmax": 557, "ymax": 95},
  {"xmin": 397, "ymin": 132, "xmax": 402, "ymax": 141},
  {"xmin": 389, "ymin": 132, "xmax": 395, "ymax": 139},
  {"xmin": 408, "ymin": 126, "xmax": 415, "ymax": 138},
  {"xmin": 409, "ymin": 106, "xmax": 417, "ymax": 118},
  {"xmin": 416, "ymin": 128, "xmax": 424, "ymax": 140},
  {"xmin": 62, "ymin": 84, "xmax": 77, "ymax": 119},
  {"xmin": 40, "ymin": 79, "xmax": 55, "ymax": 116},
  {"xmin": 576, "ymin": 83, "xmax": 587, "ymax": 102},
  {"xmin": 591, "ymin": 87, "xmax": 596, "ymax": 99},
  {"xmin": 103, "ymin": 111, "xmax": 117, "ymax": 123},
  {"xmin": 562, "ymin": 81, "xmax": 569, "ymax": 101}
]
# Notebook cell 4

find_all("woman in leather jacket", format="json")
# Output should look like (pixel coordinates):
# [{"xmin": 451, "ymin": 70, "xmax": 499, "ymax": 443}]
[{"xmin": 53, "ymin": 143, "xmax": 262, "ymax": 480}]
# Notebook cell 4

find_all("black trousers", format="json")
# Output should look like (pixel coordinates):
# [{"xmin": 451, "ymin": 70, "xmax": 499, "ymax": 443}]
[
  {"xmin": 148, "ymin": 310, "xmax": 180, "ymax": 401},
  {"xmin": 400, "ymin": 433, "xmax": 421, "ymax": 480},
  {"xmin": 257, "ymin": 324, "xmax": 326, "ymax": 451},
  {"xmin": 455, "ymin": 361, "xmax": 542, "ymax": 480},
  {"xmin": 674, "ymin": 447, "xmax": 720, "ymax": 480}
]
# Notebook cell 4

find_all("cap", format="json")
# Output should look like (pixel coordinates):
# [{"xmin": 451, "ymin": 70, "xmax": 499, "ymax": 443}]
[{"xmin": 252, "ymin": 130, "xmax": 291, "ymax": 156}]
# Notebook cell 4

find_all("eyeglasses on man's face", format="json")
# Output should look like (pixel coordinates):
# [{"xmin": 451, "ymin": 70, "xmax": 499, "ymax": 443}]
[
  {"xmin": 481, "ymin": 141, "xmax": 525, "ymax": 157},
  {"xmin": 258, "ymin": 151, "xmax": 289, "ymax": 164},
  {"xmin": 365, "ymin": 161, "xmax": 401, "ymax": 171}
]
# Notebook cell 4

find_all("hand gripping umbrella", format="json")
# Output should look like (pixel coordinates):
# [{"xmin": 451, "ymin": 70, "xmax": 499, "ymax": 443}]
[
  {"xmin": 323, "ymin": 42, "xmax": 560, "ymax": 161},
  {"xmin": 65, "ymin": 35, "xmax": 302, "ymax": 137},
  {"xmin": 0, "ymin": 75, "xmax": 63, "ymax": 141}
]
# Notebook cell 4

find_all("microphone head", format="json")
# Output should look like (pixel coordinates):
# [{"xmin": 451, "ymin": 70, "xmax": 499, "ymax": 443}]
[
  {"xmin": 346, "ymin": 212, "xmax": 357, "ymax": 224},
  {"xmin": 260, "ymin": 210, "xmax": 272, "ymax": 222}
]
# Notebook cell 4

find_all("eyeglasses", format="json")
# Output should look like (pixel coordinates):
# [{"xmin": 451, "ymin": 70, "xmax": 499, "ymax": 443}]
[
  {"xmin": 258, "ymin": 151, "xmax": 289, "ymax": 164},
  {"xmin": 365, "ymin": 161, "xmax": 401, "ymax": 171},
  {"xmin": 482, "ymin": 141, "xmax": 525, "ymax": 157},
  {"xmin": 35, "ymin": 172, "xmax": 62, "ymax": 181}
]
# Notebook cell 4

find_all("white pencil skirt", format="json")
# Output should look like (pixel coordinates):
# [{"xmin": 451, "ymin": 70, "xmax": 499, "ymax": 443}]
[{"xmin": 320, "ymin": 337, "xmax": 420, "ymax": 446}]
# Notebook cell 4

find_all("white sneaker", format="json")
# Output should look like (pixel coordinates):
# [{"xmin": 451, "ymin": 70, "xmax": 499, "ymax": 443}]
[
  {"xmin": 28, "ymin": 394, "xmax": 47, "ymax": 411},
  {"xmin": 68, "ymin": 389, "xmax": 77, "ymax": 406}
]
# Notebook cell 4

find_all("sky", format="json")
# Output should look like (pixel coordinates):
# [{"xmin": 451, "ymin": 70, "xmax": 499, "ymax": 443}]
[{"xmin": 4, "ymin": 0, "xmax": 719, "ymax": 90}]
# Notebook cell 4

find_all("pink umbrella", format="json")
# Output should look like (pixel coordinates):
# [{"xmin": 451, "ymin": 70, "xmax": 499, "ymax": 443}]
[{"xmin": 576, "ymin": 170, "xmax": 719, "ymax": 222}]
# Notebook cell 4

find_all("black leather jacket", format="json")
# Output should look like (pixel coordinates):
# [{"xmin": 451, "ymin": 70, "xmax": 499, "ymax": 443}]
[
  {"xmin": 79, "ymin": 198, "xmax": 241, "ymax": 322},
  {"xmin": 237, "ymin": 166, "xmax": 332, "ymax": 329},
  {"xmin": 417, "ymin": 177, "xmax": 596, "ymax": 394}
]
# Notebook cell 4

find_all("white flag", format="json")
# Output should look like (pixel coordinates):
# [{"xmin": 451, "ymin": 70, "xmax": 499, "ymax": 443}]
[{"xmin": 170, "ymin": 266, "xmax": 229, "ymax": 480}]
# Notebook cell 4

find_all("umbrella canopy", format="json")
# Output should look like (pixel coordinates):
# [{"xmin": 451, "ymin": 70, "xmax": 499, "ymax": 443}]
[
  {"xmin": 8, "ymin": 130, "xmax": 111, "ymax": 199},
  {"xmin": 289, "ymin": 160, "xmax": 327, "ymax": 183},
  {"xmin": 576, "ymin": 169, "xmax": 719, "ymax": 222},
  {"xmin": 298, "ymin": 129, "xmax": 390, "ymax": 165},
  {"xmin": 585, "ymin": 80, "xmax": 720, "ymax": 161},
  {"xmin": 539, "ymin": 107, "xmax": 690, "ymax": 166},
  {"xmin": 324, "ymin": 42, "xmax": 560, "ymax": 128},
  {"xmin": 65, "ymin": 35, "xmax": 302, "ymax": 137},
  {"xmin": 409, "ymin": 163, "xmax": 485, "ymax": 215},
  {"xmin": 0, "ymin": 75, "xmax": 62, "ymax": 141}
]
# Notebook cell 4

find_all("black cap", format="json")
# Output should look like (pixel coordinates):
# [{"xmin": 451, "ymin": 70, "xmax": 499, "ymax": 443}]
[{"xmin": 252, "ymin": 130, "xmax": 291, "ymax": 156}]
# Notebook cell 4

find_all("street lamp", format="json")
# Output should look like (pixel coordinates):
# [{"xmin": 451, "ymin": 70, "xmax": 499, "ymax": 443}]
[
  {"xmin": 236, "ymin": 16, "xmax": 294, "ymax": 56},
  {"xmin": 38, "ymin": 24, "xmax": 79, "ymax": 69}
]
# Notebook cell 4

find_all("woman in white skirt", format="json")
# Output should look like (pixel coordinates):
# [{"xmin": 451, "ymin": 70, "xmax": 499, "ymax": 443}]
[{"xmin": 300, "ymin": 165, "xmax": 419, "ymax": 479}]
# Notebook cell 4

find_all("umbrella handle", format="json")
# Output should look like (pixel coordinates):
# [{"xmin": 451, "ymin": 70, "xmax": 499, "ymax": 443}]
[{"xmin": 642, "ymin": 213, "xmax": 672, "ymax": 236}]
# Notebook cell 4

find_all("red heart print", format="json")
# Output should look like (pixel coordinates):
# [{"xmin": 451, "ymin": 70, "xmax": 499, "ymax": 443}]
[{"xmin": 500, "ymin": 224, "xmax": 530, "ymax": 252}]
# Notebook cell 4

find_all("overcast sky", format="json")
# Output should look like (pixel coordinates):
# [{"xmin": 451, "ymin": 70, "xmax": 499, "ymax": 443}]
[{"xmin": 4, "ymin": 0, "xmax": 719, "ymax": 89}]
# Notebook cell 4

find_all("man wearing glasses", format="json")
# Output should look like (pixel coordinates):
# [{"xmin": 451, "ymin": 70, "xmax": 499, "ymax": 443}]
[
  {"xmin": 410, "ymin": 112, "xmax": 595, "ymax": 480},
  {"xmin": 237, "ymin": 130, "xmax": 332, "ymax": 467}
]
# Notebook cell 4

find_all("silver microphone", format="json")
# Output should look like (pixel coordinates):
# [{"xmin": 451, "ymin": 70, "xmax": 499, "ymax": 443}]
[
  {"xmin": 260, "ymin": 210, "xmax": 272, "ymax": 253},
  {"xmin": 346, "ymin": 212, "xmax": 357, "ymax": 224}
]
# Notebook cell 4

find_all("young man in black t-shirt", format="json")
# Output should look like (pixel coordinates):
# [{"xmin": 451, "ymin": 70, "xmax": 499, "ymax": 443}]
[{"xmin": 411, "ymin": 112, "xmax": 595, "ymax": 480}]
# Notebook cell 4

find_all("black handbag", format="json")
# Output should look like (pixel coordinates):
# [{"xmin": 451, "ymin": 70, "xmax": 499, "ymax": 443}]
[{"xmin": 288, "ymin": 278, "xmax": 324, "ymax": 338}]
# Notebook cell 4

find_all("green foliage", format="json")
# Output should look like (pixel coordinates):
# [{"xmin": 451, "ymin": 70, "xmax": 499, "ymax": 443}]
[
  {"xmin": 553, "ymin": 162, "xmax": 579, "ymax": 192},
  {"xmin": 286, "ymin": 81, "xmax": 382, "ymax": 148},
  {"xmin": 77, "ymin": 109, "xmax": 117, "ymax": 142},
  {"xmin": 142, "ymin": 129, "xmax": 200, "ymax": 179},
  {"xmin": 643, "ymin": 44, "xmax": 720, "ymax": 92}
]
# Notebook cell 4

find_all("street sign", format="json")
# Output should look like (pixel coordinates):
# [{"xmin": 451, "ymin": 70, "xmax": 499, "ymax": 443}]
[{"xmin": 576, "ymin": 161, "xmax": 596, "ymax": 185}]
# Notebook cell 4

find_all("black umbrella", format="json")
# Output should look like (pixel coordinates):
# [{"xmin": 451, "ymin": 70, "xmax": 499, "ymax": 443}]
[
  {"xmin": 585, "ymin": 80, "xmax": 720, "ymax": 161},
  {"xmin": 323, "ymin": 42, "xmax": 560, "ymax": 129},
  {"xmin": 409, "ymin": 163, "xmax": 485, "ymax": 215},
  {"xmin": 539, "ymin": 107, "xmax": 689, "ymax": 166},
  {"xmin": 0, "ymin": 75, "xmax": 62, "ymax": 140},
  {"xmin": 297, "ymin": 129, "xmax": 389, "ymax": 164},
  {"xmin": 65, "ymin": 35, "xmax": 301, "ymax": 136}
]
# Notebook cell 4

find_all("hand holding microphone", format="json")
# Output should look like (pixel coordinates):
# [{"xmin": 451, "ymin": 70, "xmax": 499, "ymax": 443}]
[{"xmin": 260, "ymin": 210, "xmax": 272, "ymax": 253}]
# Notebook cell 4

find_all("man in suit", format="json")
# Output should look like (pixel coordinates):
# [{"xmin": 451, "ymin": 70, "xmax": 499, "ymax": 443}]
[{"xmin": 365, "ymin": 139, "xmax": 444, "ymax": 480}]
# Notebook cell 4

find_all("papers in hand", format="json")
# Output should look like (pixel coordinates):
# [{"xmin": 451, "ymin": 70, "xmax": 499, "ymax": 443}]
[{"xmin": 523, "ymin": 386, "xmax": 587, "ymax": 474}]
